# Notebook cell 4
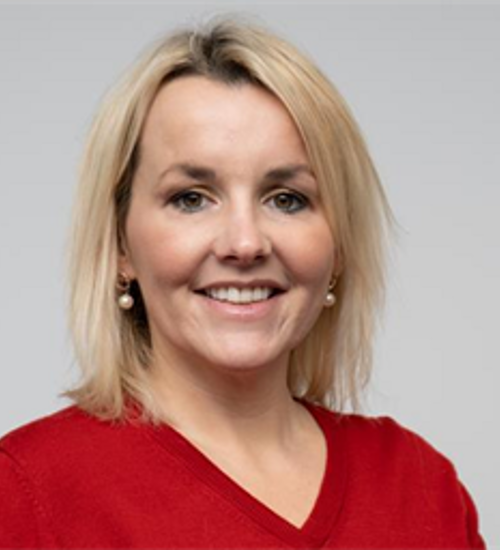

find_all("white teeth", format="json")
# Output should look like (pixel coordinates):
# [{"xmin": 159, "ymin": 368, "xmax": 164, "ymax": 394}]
[
  {"xmin": 227, "ymin": 288, "xmax": 239, "ymax": 303},
  {"xmin": 205, "ymin": 287, "xmax": 274, "ymax": 304}
]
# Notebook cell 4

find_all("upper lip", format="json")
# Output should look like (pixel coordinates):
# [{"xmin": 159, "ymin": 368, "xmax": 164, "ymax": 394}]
[{"xmin": 195, "ymin": 279, "xmax": 288, "ymax": 292}]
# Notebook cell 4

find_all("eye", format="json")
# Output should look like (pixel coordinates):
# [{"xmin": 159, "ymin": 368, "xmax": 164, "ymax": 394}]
[
  {"xmin": 170, "ymin": 190, "xmax": 210, "ymax": 213},
  {"xmin": 268, "ymin": 191, "xmax": 308, "ymax": 214}
]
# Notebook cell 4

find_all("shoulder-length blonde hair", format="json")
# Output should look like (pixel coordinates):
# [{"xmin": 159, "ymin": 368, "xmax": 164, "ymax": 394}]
[{"xmin": 66, "ymin": 18, "xmax": 393, "ymax": 421}]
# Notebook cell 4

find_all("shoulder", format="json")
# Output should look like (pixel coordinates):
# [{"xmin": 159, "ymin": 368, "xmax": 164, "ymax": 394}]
[
  {"xmin": 311, "ymin": 406, "xmax": 461, "ymax": 502},
  {"xmin": 319, "ymin": 407, "xmax": 459, "ymax": 484},
  {"xmin": 345, "ymin": 413, "xmax": 458, "ymax": 479},
  {"xmin": 2, "ymin": 406, "xmax": 97, "ymax": 449},
  {"xmin": 1, "ymin": 406, "xmax": 114, "ymax": 453},
  {"xmin": 315, "ymin": 406, "xmax": 452, "ymax": 469},
  {"xmin": 312, "ymin": 406, "xmax": 485, "ymax": 547},
  {"xmin": 0, "ymin": 406, "xmax": 145, "ymax": 480}
]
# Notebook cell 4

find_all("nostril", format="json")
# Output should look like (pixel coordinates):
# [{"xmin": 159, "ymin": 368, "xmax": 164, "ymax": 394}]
[{"xmin": 213, "ymin": 223, "xmax": 272, "ymax": 264}]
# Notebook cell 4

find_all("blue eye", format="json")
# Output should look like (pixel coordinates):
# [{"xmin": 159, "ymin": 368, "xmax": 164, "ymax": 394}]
[
  {"xmin": 170, "ymin": 191, "xmax": 208, "ymax": 213},
  {"xmin": 269, "ymin": 192, "xmax": 308, "ymax": 214}
]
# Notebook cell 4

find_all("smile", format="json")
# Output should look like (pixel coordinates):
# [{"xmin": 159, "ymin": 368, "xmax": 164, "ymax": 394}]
[{"xmin": 200, "ymin": 287, "xmax": 282, "ymax": 304}]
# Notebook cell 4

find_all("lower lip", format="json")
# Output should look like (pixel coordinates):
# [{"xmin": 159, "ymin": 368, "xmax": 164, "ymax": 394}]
[{"xmin": 197, "ymin": 293, "xmax": 284, "ymax": 320}]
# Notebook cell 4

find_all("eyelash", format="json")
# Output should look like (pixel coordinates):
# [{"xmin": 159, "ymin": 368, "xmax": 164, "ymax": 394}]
[
  {"xmin": 268, "ymin": 191, "xmax": 309, "ymax": 213},
  {"xmin": 169, "ymin": 189, "xmax": 309, "ymax": 214},
  {"xmin": 170, "ymin": 191, "xmax": 209, "ymax": 213}
]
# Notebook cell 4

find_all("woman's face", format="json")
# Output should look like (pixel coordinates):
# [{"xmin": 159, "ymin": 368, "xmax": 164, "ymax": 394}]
[{"xmin": 121, "ymin": 76, "xmax": 336, "ymax": 376}]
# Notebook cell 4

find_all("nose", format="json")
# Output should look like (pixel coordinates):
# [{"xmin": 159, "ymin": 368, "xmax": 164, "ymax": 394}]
[{"xmin": 213, "ymin": 206, "xmax": 272, "ymax": 266}]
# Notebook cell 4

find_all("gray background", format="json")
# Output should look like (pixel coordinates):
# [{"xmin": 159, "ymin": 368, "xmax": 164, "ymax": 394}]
[{"xmin": 0, "ymin": 1, "xmax": 498, "ymax": 545}]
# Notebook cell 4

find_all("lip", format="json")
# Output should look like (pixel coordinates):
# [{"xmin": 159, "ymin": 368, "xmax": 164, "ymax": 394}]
[
  {"xmin": 195, "ymin": 278, "xmax": 288, "ymax": 292},
  {"xmin": 195, "ymin": 287, "xmax": 285, "ymax": 321}
]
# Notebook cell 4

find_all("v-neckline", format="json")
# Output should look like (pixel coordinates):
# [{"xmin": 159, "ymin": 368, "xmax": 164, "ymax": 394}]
[{"xmin": 144, "ymin": 402, "xmax": 347, "ymax": 548}]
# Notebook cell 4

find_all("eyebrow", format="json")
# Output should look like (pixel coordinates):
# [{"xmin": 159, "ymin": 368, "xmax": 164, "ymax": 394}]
[
  {"xmin": 264, "ymin": 164, "xmax": 315, "ymax": 183},
  {"xmin": 156, "ymin": 162, "xmax": 315, "ymax": 186},
  {"xmin": 157, "ymin": 163, "xmax": 217, "ymax": 185}
]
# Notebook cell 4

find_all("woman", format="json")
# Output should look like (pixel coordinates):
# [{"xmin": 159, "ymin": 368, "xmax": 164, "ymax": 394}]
[{"xmin": 0, "ymin": 19, "xmax": 485, "ymax": 548}]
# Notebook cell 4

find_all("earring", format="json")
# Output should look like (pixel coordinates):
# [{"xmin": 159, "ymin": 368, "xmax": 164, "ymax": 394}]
[
  {"xmin": 324, "ymin": 278, "xmax": 337, "ymax": 308},
  {"xmin": 117, "ymin": 273, "xmax": 134, "ymax": 310}
]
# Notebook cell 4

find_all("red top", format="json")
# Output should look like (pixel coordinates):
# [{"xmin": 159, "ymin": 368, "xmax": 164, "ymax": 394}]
[{"xmin": 0, "ymin": 404, "xmax": 485, "ymax": 548}]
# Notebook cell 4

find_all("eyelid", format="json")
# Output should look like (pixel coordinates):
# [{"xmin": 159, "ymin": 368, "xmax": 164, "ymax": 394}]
[
  {"xmin": 264, "ymin": 186, "xmax": 310, "ymax": 202},
  {"xmin": 167, "ymin": 186, "xmax": 216, "ymax": 213},
  {"xmin": 164, "ymin": 184, "xmax": 311, "ymax": 212},
  {"xmin": 265, "ymin": 188, "xmax": 310, "ymax": 214},
  {"xmin": 166, "ymin": 184, "xmax": 214, "ymax": 202},
  {"xmin": 167, "ymin": 183, "xmax": 212, "ymax": 196}
]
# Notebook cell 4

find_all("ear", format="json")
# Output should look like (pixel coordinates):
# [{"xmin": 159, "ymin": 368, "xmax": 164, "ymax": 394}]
[
  {"xmin": 117, "ymin": 238, "xmax": 137, "ymax": 280},
  {"xmin": 333, "ymin": 245, "xmax": 345, "ymax": 278}
]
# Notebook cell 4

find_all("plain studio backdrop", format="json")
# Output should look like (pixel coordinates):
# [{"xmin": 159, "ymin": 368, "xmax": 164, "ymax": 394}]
[{"xmin": 0, "ymin": 1, "xmax": 498, "ymax": 545}]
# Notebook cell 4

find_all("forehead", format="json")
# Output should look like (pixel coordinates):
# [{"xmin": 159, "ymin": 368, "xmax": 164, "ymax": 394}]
[{"xmin": 139, "ymin": 76, "xmax": 306, "ymax": 158}]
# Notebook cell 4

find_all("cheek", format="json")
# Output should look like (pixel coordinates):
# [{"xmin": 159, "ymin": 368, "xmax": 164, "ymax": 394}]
[
  {"xmin": 125, "ymin": 215, "xmax": 206, "ymax": 288},
  {"xmin": 281, "ymin": 222, "xmax": 335, "ymax": 285}
]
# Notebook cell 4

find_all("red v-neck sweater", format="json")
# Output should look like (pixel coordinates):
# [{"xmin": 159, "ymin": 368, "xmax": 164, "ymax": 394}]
[{"xmin": 0, "ymin": 404, "xmax": 485, "ymax": 549}]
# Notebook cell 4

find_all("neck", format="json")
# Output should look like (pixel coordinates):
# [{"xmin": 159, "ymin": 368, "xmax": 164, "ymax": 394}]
[{"xmin": 148, "ymin": 346, "xmax": 306, "ymax": 452}]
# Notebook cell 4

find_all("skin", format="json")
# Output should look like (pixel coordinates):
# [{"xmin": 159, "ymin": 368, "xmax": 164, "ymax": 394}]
[{"xmin": 120, "ymin": 76, "xmax": 337, "ymax": 527}]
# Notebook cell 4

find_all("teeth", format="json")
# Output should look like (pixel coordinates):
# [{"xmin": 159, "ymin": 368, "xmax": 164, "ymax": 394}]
[{"xmin": 205, "ymin": 287, "xmax": 274, "ymax": 304}]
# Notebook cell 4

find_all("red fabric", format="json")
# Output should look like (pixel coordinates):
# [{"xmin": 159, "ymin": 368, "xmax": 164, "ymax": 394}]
[{"xmin": 0, "ymin": 404, "xmax": 485, "ymax": 549}]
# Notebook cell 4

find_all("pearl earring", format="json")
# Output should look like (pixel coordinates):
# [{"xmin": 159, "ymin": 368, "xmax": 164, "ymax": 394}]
[
  {"xmin": 324, "ymin": 278, "xmax": 337, "ymax": 308},
  {"xmin": 117, "ymin": 273, "xmax": 134, "ymax": 310}
]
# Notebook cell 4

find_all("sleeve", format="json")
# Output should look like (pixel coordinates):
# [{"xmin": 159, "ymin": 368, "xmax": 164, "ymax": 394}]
[
  {"xmin": 460, "ymin": 483, "xmax": 486, "ymax": 550},
  {"xmin": 0, "ymin": 450, "xmax": 43, "ymax": 548},
  {"xmin": 408, "ymin": 429, "xmax": 486, "ymax": 549}
]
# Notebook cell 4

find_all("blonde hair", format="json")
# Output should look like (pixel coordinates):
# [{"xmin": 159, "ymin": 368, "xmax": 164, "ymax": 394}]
[{"xmin": 66, "ymin": 18, "xmax": 393, "ymax": 421}]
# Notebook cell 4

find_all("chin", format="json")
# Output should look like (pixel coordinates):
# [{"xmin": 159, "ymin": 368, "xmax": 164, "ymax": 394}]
[{"xmin": 204, "ymin": 347, "xmax": 287, "ymax": 375}]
